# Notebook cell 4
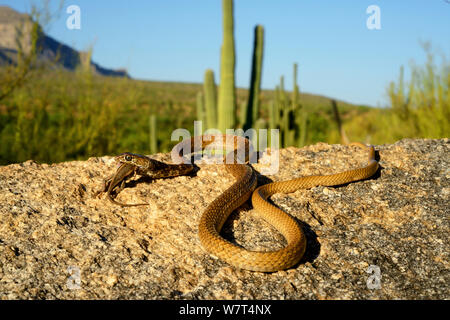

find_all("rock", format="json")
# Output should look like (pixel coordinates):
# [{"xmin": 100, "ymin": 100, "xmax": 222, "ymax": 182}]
[{"xmin": 0, "ymin": 138, "xmax": 448, "ymax": 299}]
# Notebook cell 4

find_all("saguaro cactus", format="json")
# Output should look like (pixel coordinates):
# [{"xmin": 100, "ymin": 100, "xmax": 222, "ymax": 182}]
[
  {"xmin": 291, "ymin": 62, "xmax": 302, "ymax": 146},
  {"xmin": 244, "ymin": 24, "xmax": 264, "ymax": 131},
  {"xmin": 217, "ymin": 0, "xmax": 236, "ymax": 133},
  {"xmin": 203, "ymin": 69, "xmax": 217, "ymax": 129},
  {"xmin": 292, "ymin": 63, "xmax": 299, "ymax": 109},
  {"xmin": 278, "ymin": 76, "xmax": 292, "ymax": 146},
  {"xmin": 272, "ymin": 65, "xmax": 303, "ymax": 148}
]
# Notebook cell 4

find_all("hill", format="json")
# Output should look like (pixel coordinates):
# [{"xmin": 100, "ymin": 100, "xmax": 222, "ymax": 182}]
[{"xmin": 0, "ymin": 6, "xmax": 129, "ymax": 77}]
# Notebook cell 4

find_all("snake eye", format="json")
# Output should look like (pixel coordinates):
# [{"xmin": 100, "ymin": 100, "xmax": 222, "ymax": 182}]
[{"xmin": 125, "ymin": 154, "xmax": 132, "ymax": 162}]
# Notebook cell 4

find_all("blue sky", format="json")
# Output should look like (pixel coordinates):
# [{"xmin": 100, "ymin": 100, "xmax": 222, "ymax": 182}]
[{"xmin": 3, "ymin": 0, "xmax": 450, "ymax": 106}]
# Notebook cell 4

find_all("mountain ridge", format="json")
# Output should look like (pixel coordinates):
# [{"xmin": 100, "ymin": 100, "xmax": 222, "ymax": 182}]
[{"xmin": 0, "ymin": 5, "xmax": 129, "ymax": 78}]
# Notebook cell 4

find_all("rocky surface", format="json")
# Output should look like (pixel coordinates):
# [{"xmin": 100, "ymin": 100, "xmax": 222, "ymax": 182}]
[{"xmin": 0, "ymin": 138, "xmax": 448, "ymax": 299}]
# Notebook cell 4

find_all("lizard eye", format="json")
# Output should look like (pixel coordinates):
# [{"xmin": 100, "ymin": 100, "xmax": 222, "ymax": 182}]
[{"xmin": 125, "ymin": 154, "xmax": 132, "ymax": 162}]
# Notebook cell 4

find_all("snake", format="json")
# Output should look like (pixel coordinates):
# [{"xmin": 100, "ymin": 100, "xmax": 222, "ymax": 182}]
[{"xmin": 99, "ymin": 134, "xmax": 379, "ymax": 272}]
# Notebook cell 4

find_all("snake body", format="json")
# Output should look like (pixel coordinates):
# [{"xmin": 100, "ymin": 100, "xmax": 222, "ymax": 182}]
[{"xmin": 103, "ymin": 134, "xmax": 379, "ymax": 272}]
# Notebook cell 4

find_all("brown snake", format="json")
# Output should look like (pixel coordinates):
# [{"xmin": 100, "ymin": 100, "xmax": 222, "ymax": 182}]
[{"xmin": 100, "ymin": 134, "xmax": 379, "ymax": 272}]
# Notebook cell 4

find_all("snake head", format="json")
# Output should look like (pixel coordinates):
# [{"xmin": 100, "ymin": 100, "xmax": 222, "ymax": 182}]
[
  {"xmin": 115, "ymin": 152, "xmax": 186, "ymax": 178},
  {"xmin": 115, "ymin": 152, "xmax": 151, "ymax": 170}
]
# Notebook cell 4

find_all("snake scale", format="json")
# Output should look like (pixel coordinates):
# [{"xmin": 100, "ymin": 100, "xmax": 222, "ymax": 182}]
[{"xmin": 99, "ymin": 134, "xmax": 379, "ymax": 272}]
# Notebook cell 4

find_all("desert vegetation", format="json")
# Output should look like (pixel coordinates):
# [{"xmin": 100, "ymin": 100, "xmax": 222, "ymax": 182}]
[{"xmin": 0, "ymin": 1, "xmax": 448, "ymax": 165}]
